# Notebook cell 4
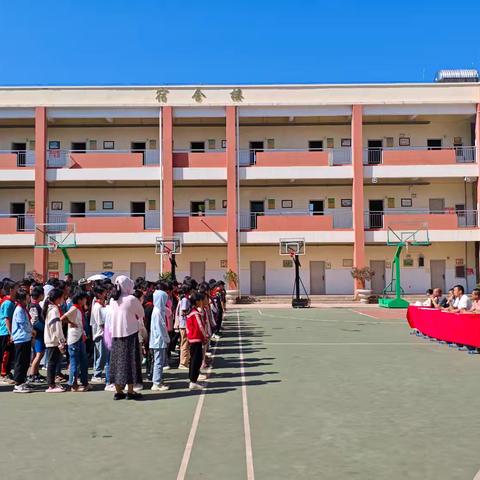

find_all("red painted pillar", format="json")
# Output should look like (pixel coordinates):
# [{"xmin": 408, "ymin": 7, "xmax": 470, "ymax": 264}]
[
  {"xmin": 161, "ymin": 106, "xmax": 174, "ymax": 272},
  {"xmin": 34, "ymin": 107, "xmax": 47, "ymax": 280},
  {"xmin": 226, "ymin": 106, "xmax": 238, "ymax": 289},
  {"xmin": 476, "ymin": 104, "xmax": 480, "ymax": 227},
  {"xmin": 352, "ymin": 105, "xmax": 366, "ymax": 291}
]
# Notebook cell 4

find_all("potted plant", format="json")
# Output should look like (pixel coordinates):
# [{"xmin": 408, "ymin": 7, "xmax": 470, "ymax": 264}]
[
  {"xmin": 351, "ymin": 267, "xmax": 375, "ymax": 302},
  {"xmin": 224, "ymin": 269, "xmax": 239, "ymax": 304}
]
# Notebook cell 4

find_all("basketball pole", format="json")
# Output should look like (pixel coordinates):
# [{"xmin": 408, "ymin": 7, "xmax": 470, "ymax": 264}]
[
  {"xmin": 294, "ymin": 254, "xmax": 301, "ymax": 302},
  {"xmin": 60, "ymin": 247, "xmax": 72, "ymax": 275}
]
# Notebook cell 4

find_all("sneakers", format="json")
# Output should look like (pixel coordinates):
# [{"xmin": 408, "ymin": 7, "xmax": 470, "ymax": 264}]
[
  {"xmin": 126, "ymin": 391, "xmax": 143, "ymax": 401},
  {"xmin": 28, "ymin": 374, "xmax": 46, "ymax": 384},
  {"xmin": 90, "ymin": 376, "xmax": 104, "ymax": 384},
  {"xmin": 205, "ymin": 352, "xmax": 213, "ymax": 358},
  {"xmin": 163, "ymin": 365, "xmax": 171, "ymax": 371},
  {"xmin": 133, "ymin": 384, "xmax": 143, "ymax": 392},
  {"xmin": 151, "ymin": 383, "xmax": 170, "ymax": 391},
  {"xmin": 104, "ymin": 384, "xmax": 116, "ymax": 392},
  {"xmin": 198, "ymin": 374, "xmax": 208, "ymax": 381},
  {"xmin": 55, "ymin": 375, "xmax": 67, "ymax": 383},
  {"xmin": 189, "ymin": 382, "xmax": 205, "ymax": 390},
  {"xmin": 211, "ymin": 334, "xmax": 220, "ymax": 341},
  {"xmin": 46, "ymin": 385, "xmax": 66, "ymax": 393},
  {"xmin": 0, "ymin": 376, "xmax": 15, "ymax": 385},
  {"xmin": 114, "ymin": 392, "xmax": 126, "ymax": 401},
  {"xmin": 178, "ymin": 364, "xmax": 189, "ymax": 370},
  {"xmin": 13, "ymin": 383, "xmax": 33, "ymax": 394}
]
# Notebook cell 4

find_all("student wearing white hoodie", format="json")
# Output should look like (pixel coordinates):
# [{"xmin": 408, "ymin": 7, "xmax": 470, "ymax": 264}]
[{"xmin": 149, "ymin": 284, "xmax": 170, "ymax": 391}]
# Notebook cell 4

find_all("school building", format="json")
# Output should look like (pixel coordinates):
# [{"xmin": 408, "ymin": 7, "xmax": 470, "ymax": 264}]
[{"xmin": 0, "ymin": 73, "xmax": 480, "ymax": 295}]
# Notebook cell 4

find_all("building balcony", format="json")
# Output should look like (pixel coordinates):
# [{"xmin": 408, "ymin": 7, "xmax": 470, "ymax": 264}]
[
  {"xmin": 363, "ymin": 146, "xmax": 475, "ymax": 166},
  {"xmin": 240, "ymin": 148, "xmax": 351, "ymax": 167},
  {"xmin": 0, "ymin": 214, "xmax": 35, "ymax": 233},
  {"xmin": 0, "ymin": 150, "xmax": 35, "ymax": 169},
  {"xmin": 173, "ymin": 213, "xmax": 227, "ymax": 233},
  {"xmin": 46, "ymin": 149, "xmax": 160, "ymax": 169},
  {"xmin": 173, "ymin": 150, "xmax": 226, "ymax": 168}
]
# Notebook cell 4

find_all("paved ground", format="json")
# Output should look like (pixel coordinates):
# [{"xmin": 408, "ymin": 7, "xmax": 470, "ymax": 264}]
[{"xmin": 0, "ymin": 307, "xmax": 479, "ymax": 479}]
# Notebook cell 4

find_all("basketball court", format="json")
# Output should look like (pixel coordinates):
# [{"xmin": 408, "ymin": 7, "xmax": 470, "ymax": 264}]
[{"xmin": 0, "ymin": 307, "xmax": 479, "ymax": 480}]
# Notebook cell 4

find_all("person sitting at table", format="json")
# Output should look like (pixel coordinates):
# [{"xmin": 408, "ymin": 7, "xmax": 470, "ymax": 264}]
[
  {"xmin": 447, "ymin": 285, "xmax": 472, "ymax": 312},
  {"xmin": 469, "ymin": 288, "xmax": 480, "ymax": 313},
  {"xmin": 444, "ymin": 288, "xmax": 455, "ymax": 308},
  {"xmin": 422, "ymin": 289, "xmax": 434, "ymax": 307},
  {"xmin": 432, "ymin": 288, "xmax": 448, "ymax": 309}
]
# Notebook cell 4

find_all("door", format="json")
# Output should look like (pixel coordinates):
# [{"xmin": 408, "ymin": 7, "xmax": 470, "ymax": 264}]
[
  {"xmin": 250, "ymin": 201, "xmax": 265, "ymax": 229},
  {"xmin": 429, "ymin": 198, "xmax": 445, "ymax": 214},
  {"xmin": 250, "ymin": 261, "xmax": 266, "ymax": 295},
  {"xmin": 427, "ymin": 139, "xmax": 442, "ymax": 150},
  {"xmin": 10, "ymin": 202, "xmax": 25, "ymax": 231},
  {"xmin": 430, "ymin": 260, "xmax": 446, "ymax": 291},
  {"xmin": 368, "ymin": 140, "xmax": 383, "ymax": 164},
  {"xmin": 370, "ymin": 260, "xmax": 386, "ymax": 294},
  {"xmin": 190, "ymin": 201, "xmax": 206, "ymax": 216},
  {"xmin": 190, "ymin": 261, "xmax": 206, "ymax": 283},
  {"xmin": 71, "ymin": 142, "xmax": 87, "ymax": 153},
  {"xmin": 131, "ymin": 142, "xmax": 146, "ymax": 164},
  {"xmin": 9, "ymin": 263, "xmax": 25, "ymax": 281},
  {"xmin": 308, "ymin": 140, "xmax": 323, "ymax": 151},
  {"xmin": 11, "ymin": 142, "xmax": 26, "ymax": 167},
  {"xmin": 71, "ymin": 263, "xmax": 86, "ymax": 281},
  {"xmin": 130, "ymin": 262, "xmax": 146, "ymax": 280},
  {"xmin": 309, "ymin": 200, "xmax": 324, "ymax": 216},
  {"xmin": 190, "ymin": 141, "xmax": 205, "ymax": 152},
  {"xmin": 369, "ymin": 200, "xmax": 384, "ymax": 229},
  {"xmin": 249, "ymin": 141, "xmax": 264, "ymax": 164},
  {"xmin": 310, "ymin": 261, "xmax": 326, "ymax": 295},
  {"xmin": 70, "ymin": 202, "xmax": 86, "ymax": 218},
  {"xmin": 131, "ymin": 202, "xmax": 146, "ymax": 228}
]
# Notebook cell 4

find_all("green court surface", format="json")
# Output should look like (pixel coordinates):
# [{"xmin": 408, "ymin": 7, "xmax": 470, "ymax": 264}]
[{"xmin": 1, "ymin": 307, "xmax": 480, "ymax": 480}]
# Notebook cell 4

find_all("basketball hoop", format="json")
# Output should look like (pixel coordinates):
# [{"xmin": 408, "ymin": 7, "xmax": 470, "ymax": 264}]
[{"xmin": 47, "ymin": 241, "xmax": 58, "ymax": 254}]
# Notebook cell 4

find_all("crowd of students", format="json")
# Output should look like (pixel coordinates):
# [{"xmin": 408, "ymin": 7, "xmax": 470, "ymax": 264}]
[{"xmin": 0, "ymin": 273, "xmax": 226, "ymax": 399}]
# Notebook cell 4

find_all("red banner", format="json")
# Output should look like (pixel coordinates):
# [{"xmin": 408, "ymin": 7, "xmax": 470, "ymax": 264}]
[{"xmin": 407, "ymin": 306, "xmax": 480, "ymax": 347}]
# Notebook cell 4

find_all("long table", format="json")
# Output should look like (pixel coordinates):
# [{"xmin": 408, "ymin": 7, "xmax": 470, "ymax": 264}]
[{"xmin": 407, "ymin": 305, "xmax": 480, "ymax": 347}]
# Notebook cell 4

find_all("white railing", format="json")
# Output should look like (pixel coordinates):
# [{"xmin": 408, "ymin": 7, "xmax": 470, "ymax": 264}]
[
  {"xmin": 46, "ymin": 149, "xmax": 160, "ymax": 168},
  {"xmin": 173, "ymin": 210, "xmax": 226, "ymax": 217},
  {"xmin": 238, "ymin": 148, "xmax": 352, "ymax": 166},
  {"xmin": 0, "ymin": 213, "xmax": 35, "ymax": 231},
  {"xmin": 0, "ymin": 150, "xmax": 35, "ymax": 167},
  {"xmin": 239, "ymin": 210, "xmax": 353, "ymax": 230},
  {"xmin": 362, "ymin": 146, "xmax": 476, "ymax": 165},
  {"xmin": 364, "ymin": 209, "xmax": 478, "ymax": 229},
  {"xmin": 173, "ymin": 149, "xmax": 226, "ymax": 153},
  {"xmin": 47, "ymin": 211, "xmax": 160, "ymax": 230}
]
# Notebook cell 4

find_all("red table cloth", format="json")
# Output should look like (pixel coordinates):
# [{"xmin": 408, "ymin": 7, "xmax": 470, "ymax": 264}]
[{"xmin": 407, "ymin": 305, "xmax": 480, "ymax": 347}]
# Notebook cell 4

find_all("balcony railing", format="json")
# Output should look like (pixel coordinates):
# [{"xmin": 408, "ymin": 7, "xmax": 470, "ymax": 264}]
[
  {"xmin": 47, "ymin": 211, "xmax": 160, "ymax": 231},
  {"xmin": 46, "ymin": 149, "xmax": 160, "ymax": 168},
  {"xmin": 172, "ymin": 149, "xmax": 226, "ymax": 168},
  {"xmin": 239, "ymin": 210, "xmax": 353, "ymax": 230},
  {"xmin": 239, "ymin": 148, "xmax": 351, "ymax": 166},
  {"xmin": 362, "ymin": 146, "xmax": 475, "ymax": 165},
  {"xmin": 364, "ymin": 209, "xmax": 477, "ymax": 229},
  {"xmin": 0, "ymin": 214, "xmax": 35, "ymax": 232},
  {"xmin": 0, "ymin": 150, "xmax": 35, "ymax": 168}
]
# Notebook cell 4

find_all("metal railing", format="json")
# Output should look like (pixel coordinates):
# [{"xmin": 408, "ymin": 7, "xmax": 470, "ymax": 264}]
[
  {"xmin": 173, "ymin": 148, "xmax": 226, "ymax": 153},
  {"xmin": 46, "ymin": 149, "xmax": 160, "ymax": 168},
  {"xmin": 239, "ymin": 210, "xmax": 353, "ymax": 230},
  {"xmin": 238, "ymin": 148, "xmax": 352, "ymax": 166},
  {"xmin": 0, "ymin": 213, "xmax": 35, "ymax": 231},
  {"xmin": 362, "ymin": 146, "xmax": 476, "ymax": 165},
  {"xmin": 47, "ymin": 211, "xmax": 160, "ymax": 230},
  {"xmin": 0, "ymin": 150, "xmax": 35, "ymax": 167},
  {"xmin": 173, "ymin": 210, "xmax": 225, "ymax": 217},
  {"xmin": 364, "ymin": 209, "xmax": 478, "ymax": 229}
]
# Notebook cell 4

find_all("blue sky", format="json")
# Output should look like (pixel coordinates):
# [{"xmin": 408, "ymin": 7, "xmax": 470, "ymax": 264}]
[{"xmin": 1, "ymin": 0, "xmax": 479, "ymax": 85}]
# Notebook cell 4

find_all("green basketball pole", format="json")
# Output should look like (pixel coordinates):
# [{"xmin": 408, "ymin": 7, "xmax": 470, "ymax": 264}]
[
  {"xmin": 379, "ymin": 243, "xmax": 410, "ymax": 309},
  {"xmin": 61, "ymin": 247, "xmax": 72, "ymax": 275}
]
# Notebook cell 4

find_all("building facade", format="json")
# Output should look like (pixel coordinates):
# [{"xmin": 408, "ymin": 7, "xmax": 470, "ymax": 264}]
[{"xmin": 0, "ymin": 82, "xmax": 479, "ymax": 295}]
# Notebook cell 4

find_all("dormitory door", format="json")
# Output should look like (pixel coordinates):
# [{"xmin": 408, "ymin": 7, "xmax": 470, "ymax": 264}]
[
  {"xmin": 190, "ymin": 262, "xmax": 206, "ymax": 283},
  {"xmin": 310, "ymin": 261, "xmax": 326, "ymax": 295},
  {"xmin": 9, "ymin": 263, "xmax": 25, "ymax": 281},
  {"xmin": 430, "ymin": 260, "xmax": 446, "ymax": 291},
  {"xmin": 370, "ymin": 260, "xmax": 386, "ymax": 294},
  {"xmin": 71, "ymin": 263, "xmax": 86, "ymax": 281},
  {"xmin": 250, "ymin": 261, "xmax": 266, "ymax": 295},
  {"xmin": 130, "ymin": 262, "xmax": 146, "ymax": 280}
]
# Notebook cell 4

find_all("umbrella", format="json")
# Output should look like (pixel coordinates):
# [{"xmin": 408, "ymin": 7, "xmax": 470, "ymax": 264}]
[{"xmin": 87, "ymin": 274, "xmax": 108, "ymax": 281}]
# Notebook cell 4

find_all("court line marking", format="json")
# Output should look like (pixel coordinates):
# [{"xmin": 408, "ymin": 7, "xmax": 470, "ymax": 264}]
[
  {"xmin": 473, "ymin": 468, "xmax": 480, "ymax": 480},
  {"xmin": 263, "ymin": 342, "xmax": 433, "ymax": 346},
  {"xmin": 176, "ymin": 319, "xmax": 222, "ymax": 480},
  {"xmin": 237, "ymin": 310, "xmax": 255, "ymax": 480}
]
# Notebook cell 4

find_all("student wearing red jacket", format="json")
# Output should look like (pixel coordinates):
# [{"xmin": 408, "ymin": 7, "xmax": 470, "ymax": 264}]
[{"xmin": 186, "ymin": 292, "xmax": 207, "ymax": 390}]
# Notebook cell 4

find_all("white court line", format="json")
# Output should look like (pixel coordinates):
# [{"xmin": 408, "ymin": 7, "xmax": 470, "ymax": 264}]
[
  {"xmin": 237, "ymin": 310, "xmax": 255, "ymax": 480},
  {"xmin": 176, "ymin": 322, "xmax": 221, "ymax": 480},
  {"xmin": 351, "ymin": 309, "xmax": 380, "ymax": 319},
  {"xmin": 263, "ymin": 341, "xmax": 433, "ymax": 346}
]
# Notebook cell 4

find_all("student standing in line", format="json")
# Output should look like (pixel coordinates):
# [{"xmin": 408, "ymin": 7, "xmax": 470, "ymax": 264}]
[
  {"xmin": 11, "ymin": 289, "xmax": 34, "ymax": 393},
  {"xmin": 62, "ymin": 291, "xmax": 90, "ymax": 392},
  {"xmin": 90, "ymin": 286, "xmax": 108, "ymax": 383},
  {"xmin": 186, "ymin": 292, "xmax": 207, "ymax": 391},
  {"xmin": 176, "ymin": 285, "xmax": 192, "ymax": 370},
  {"xmin": 43, "ymin": 289, "xmax": 67, "ymax": 393},
  {"xmin": 0, "ymin": 281, "xmax": 18, "ymax": 384},
  {"xmin": 28, "ymin": 286, "xmax": 46, "ymax": 383}
]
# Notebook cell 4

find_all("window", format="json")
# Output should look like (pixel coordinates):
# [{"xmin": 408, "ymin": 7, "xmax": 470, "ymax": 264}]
[
  {"xmin": 103, "ymin": 141, "xmax": 115, "ymax": 149},
  {"xmin": 208, "ymin": 139, "xmax": 216, "ymax": 150},
  {"xmin": 455, "ymin": 265, "xmax": 466, "ymax": 278},
  {"xmin": 103, "ymin": 201, "xmax": 114, "ymax": 210},
  {"xmin": 190, "ymin": 201, "xmax": 205, "ymax": 216},
  {"xmin": 341, "ymin": 138, "xmax": 351, "ymax": 147},
  {"xmin": 190, "ymin": 141, "xmax": 205, "ymax": 152},
  {"xmin": 308, "ymin": 140, "xmax": 323, "ymax": 151},
  {"xmin": 281, "ymin": 200, "xmax": 293, "ymax": 208},
  {"xmin": 418, "ymin": 255, "xmax": 425, "ymax": 268},
  {"xmin": 341, "ymin": 199, "xmax": 352, "ymax": 208},
  {"xmin": 427, "ymin": 139, "xmax": 442, "ymax": 150}
]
